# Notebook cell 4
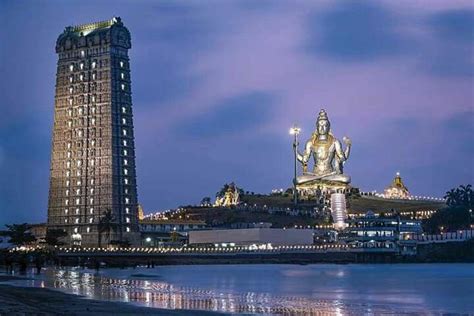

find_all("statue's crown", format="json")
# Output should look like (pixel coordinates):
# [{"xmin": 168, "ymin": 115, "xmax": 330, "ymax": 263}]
[{"xmin": 317, "ymin": 109, "xmax": 328, "ymax": 122}]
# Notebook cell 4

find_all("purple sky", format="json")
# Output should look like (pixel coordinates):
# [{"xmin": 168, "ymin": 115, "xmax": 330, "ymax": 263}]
[{"xmin": 1, "ymin": 0, "xmax": 473, "ymax": 226}]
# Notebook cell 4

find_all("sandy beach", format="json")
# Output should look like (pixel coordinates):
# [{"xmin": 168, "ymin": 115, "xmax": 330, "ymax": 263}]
[{"xmin": 0, "ymin": 275, "xmax": 224, "ymax": 315}]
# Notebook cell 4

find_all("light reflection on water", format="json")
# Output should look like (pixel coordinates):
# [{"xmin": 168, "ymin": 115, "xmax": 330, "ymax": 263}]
[{"xmin": 14, "ymin": 264, "xmax": 474, "ymax": 315}]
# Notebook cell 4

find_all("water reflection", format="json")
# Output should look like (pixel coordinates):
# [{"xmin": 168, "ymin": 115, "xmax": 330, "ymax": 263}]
[
  {"xmin": 20, "ymin": 268, "xmax": 357, "ymax": 314},
  {"xmin": 13, "ymin": 264, "xmax": 474, "ymax": 315}
]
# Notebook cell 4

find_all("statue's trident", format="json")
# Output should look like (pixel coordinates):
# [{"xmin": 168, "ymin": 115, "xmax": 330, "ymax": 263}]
[{"xmin": 290, "ymin": 125, "xmax": 301, "ymax": 207}]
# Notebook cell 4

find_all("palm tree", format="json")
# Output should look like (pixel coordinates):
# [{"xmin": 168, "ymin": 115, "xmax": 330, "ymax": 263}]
[
  {"xmin": 98, "ymin": 209, "xmax": 117, "ymax": 248},
  {"xmin": 200, "ymin": 197, "xmax": 211, "ymax": 206},
  {"xmin": 459, "ymin": 184, "xmax": 473, "ymax": 208},
  {"xmin": 445, "ymin": 184, "xmax": 473, "ymax": 208},
  {"xmin": 444, "ymin": 188, "xmax": 460, "ymax": 207},
  {"xmin": 216, "ymin": 184, "xmax": 230, "ymax": 198},
  {"xmin": 3, "ymin": 223, "xmax": 36, "ymax": 246},
  {"xmin": 45, "ymin": 229, "xmax": 67, "ymax": 247},
  {"xmin": 216, "ymin": 183, "xmax": 244, "ymax": 198}
]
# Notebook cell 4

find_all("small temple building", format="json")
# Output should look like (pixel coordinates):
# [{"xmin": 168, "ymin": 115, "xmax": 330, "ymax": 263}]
[
  {"xmin": 214, "ymin": 183, "xmax": 241, "ymax": 207},
  {"xmin": 384, "ymin": 172, "xmax": 411, "ymax": 199}
]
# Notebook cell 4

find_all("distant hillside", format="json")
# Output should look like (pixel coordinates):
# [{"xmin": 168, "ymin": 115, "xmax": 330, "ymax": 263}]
[
  {"xmin": 240, "ymin": 194, "xmax": 295, "ymax": 208},
  {"xmin": 181, "ymin": 194, "xmax": 445, "ymax": 228},
  {"xmin": 240, "ymin": 194, "xmax": 445, "ymax": 213},
  {"xmin": 348, "ymin": 196, "xmax": 445, "ymax": 213},
  {"xmin": 184, "ymin": 207, "xmax": 327, "ymax": 228}
]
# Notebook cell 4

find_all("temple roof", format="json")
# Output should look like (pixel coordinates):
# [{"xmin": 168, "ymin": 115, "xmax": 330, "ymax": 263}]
[
  {"xmin": 386, "ymin": 172, "xmax": 409, "ymax": 192},
  {"xmin": 56, "ymin": 17, "xmax": 130, "ymax": 52},
  {"xmin": 65, "ymin": 17, "xmax": 123, "ymax": 37}
]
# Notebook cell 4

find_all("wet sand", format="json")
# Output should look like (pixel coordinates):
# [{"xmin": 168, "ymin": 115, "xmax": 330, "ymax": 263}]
[{"xmin": 0, "ymin": 276, "xmax": 224, "ymax": 315}]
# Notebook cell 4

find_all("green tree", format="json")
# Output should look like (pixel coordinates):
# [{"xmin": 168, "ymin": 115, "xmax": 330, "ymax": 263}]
[
  {"xmin": 444, "ymin": 184, "xmax": 473, "ymax": 208},
  {"xmin": 423, "ymin": 207, "xmax": 471, "ymax": 234},
  {"xmin": 424, "ymin": 184, "xmax": 473, "ymax": 234},
  {"xmin": 200, "ymin": 197, "xmax": 212, "ymax": 206},
  {"xmin": 3, "ymin": 223, "xmax": 36, "ymax": 246},
  {"xmin": 45, "ymin": 229, "xmax": 67, "ymax": 246},
  {"xmin": 98, "ymin": 209, "xmax": 117, "ymax": 248},
  {"xmin": 216, "ymin": 183, "xmax": 244, "ymax": 198},
  {"xmin": 216, "ymin": 184, "xmax": 230, "ymax": 198},
  {"xmin": 170, "ymin": 231, "xmax": 180, "ymax": 242}
]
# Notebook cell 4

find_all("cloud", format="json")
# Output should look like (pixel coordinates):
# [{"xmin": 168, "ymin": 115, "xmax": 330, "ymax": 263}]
[
  {"xmin": 306, "ymin": 2, "xmax": 473, "ymax": 78},
  {"xmin": 422, "ymin": 9, "xmax": 474, "ymax": 77},
  {"xmin": 131, "ymin": 3, "xmax": 220, "ymax": 107},
  {"xmin": 442, "ymin": 110, "xmax": 474, "ymax": 155},
  {"xmin": 1, "ymin": 0, "xmax": 473, "ymax": 221},
  {"xmin": 0, "ymin": 114, "xmax": 51, "ymax": 226},
  {"xmin": 348, "ymin": 112, "xmax": 474, "ymax": 196},
  {"xmin": 430, "ymin": 9, "xmax": 474, "ymax": 43},
  {"xmin": 308, "ymin": 1, "xmax": 410, "ymax": 62},
  {"xmin": 175, "ymin": 91, "xmax": 276, "ymax": 138}
]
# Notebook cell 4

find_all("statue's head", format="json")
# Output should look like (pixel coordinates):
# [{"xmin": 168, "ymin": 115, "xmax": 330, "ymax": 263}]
[{"xmin": 316, "ymin": 109, "xmax": 330, "ymax": 135}]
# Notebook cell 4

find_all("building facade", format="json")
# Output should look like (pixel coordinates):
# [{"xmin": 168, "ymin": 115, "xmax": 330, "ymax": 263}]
[
  {"xmin": 344, "ymin": 213, "xmax": 422, "ymax": 248},
  {"xmin": 140, "ymin": 219, "xmax": 208, "ymax": 234},
  {"xmin": 47, "ymin": 17, "xmax": 139, "ymax": 246},
  {"xmin": 188, "ymin": 228, "xmax": 314, "ymax": 246},
  {"xmin": 140, "ymin": 219, "xmax": 208, "ymax": 246}
]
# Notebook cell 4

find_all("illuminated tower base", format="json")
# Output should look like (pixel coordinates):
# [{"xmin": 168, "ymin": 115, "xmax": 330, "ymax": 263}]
[{"xmin": 330, "ymin": 193, "xmax": 348, "ymax": 230}]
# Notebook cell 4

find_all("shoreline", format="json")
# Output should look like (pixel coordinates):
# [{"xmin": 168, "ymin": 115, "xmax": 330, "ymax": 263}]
[
  {"xmin": 0, "ymin": 276, "xmax": 225, "ymax": 315},
  {"xmin": 2, "ymin": 239, "xmax": 472, "ymax": 271},
  {"xmin": 1, "ymin": 264, "xmax": 473, "ymax": 315}
]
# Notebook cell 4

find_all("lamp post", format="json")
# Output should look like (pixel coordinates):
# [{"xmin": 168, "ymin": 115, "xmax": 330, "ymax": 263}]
[{"xmin": 289, "ymin": 125, "xmax": 301, "ymax": 207}]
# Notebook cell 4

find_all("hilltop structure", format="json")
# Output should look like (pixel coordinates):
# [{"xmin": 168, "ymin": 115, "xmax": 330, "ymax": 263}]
[
  {"xmin": 384, "ymin": 172, "xmax": 411, "ymax": 199},
  {"xmin": 215, "ymin": 183, "xmax": 241, "ymax": 207},
  {"xmin": 47, "ymin": 17, "xmax": 140, "ymax": 246}
]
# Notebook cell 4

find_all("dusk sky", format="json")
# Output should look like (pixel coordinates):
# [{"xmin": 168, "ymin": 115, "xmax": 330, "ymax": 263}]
[{"xmin": 1, "ymin": 0, "xmax": 473, "ymax": 226}]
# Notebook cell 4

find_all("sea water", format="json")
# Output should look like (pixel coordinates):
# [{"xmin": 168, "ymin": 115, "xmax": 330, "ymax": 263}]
[{"xmin": 11, "ymin": 264, "xmax": 474, "ymax": 314}]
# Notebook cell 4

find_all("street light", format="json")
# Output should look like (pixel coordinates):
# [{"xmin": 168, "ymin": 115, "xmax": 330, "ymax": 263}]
[{"xmin": 289, "ymin": 125, "xmax": 301, "ymax": 207}]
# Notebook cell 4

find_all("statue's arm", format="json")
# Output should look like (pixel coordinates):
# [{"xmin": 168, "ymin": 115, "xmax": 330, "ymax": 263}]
[
  {"xmin": 297, "ymin": 140, "xmax": 312, "ymax": 163},
  {"xmin": 335, "ymin": 140, "xmax": 348, "ymax": 161},
  {"xmin": 343, "ymin": 137, "xmax": 351, "ymax": 159},
  {"xmin": 335, "ymin": 137, "xmax": 351, "ymax": 161}
]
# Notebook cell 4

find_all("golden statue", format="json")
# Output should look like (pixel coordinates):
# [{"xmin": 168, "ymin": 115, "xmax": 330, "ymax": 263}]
[
  {"xmin": 295, "ymin": 109, "xmax": 352, "ymax": 187},
  {"xmin": 214, "ymin": 183, "xmax": 240, "ymax": 207}
]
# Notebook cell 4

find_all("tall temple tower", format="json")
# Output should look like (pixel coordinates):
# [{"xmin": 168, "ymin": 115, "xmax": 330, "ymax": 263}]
[{"xmin": 47, "ymin": 17, "xmax": 139, "ymax": 246}]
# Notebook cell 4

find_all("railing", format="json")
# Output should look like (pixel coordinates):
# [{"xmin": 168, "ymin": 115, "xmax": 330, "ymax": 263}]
[
  {"xmin": 415, "ymin": 229, "xmax": 474, "ymax": 243},
  {"xmin": 71, "ymin": 18, "xmax": 118, "ymax": 33},
  {"xmin": 10, "ymin": 243, "xmax": 399, "ymax": 256},
  {"xmin": 359, "ymin": 191, "xmax": 445, "ymax": 202}
]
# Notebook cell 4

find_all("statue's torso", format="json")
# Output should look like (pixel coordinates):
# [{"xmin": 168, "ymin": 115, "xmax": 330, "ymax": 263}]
[{"xmin": 309, "ymin": 134, "xmax": 336, "ymax": 176}]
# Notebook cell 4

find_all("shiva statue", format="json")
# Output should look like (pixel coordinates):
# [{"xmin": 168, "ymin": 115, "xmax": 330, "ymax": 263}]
[{"xmin": 295, "ymin": 109, "xmax": 352, "ymax": 189}]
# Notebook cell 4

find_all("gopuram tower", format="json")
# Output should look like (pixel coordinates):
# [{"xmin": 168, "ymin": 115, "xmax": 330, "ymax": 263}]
[{"xmin": 47, "ymin": 17, "xmax": 139, "ymax": 246}]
